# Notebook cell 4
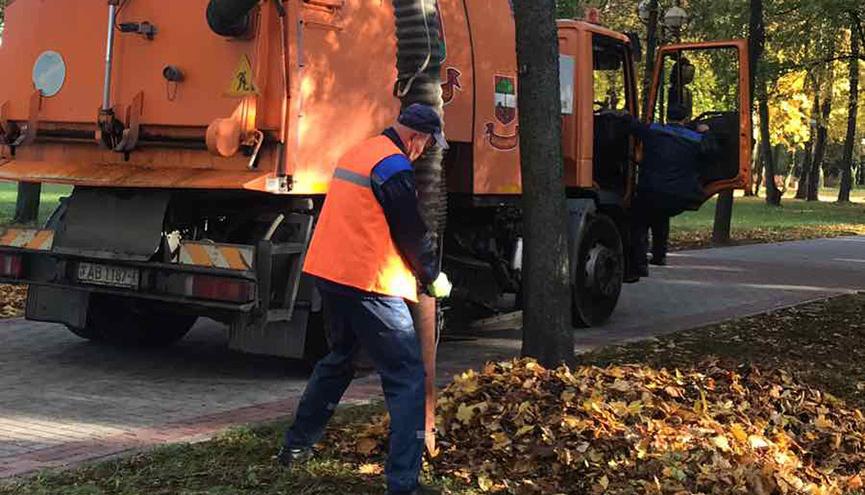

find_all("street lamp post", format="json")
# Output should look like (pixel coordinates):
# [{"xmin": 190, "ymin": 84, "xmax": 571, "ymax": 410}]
[{"xmin": 638, "ymin": 1, "xmax": 690, "ymax": 119}]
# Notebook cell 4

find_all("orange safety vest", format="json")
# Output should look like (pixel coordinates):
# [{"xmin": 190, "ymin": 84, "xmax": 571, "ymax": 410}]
[{"xmin": 303, "ymin": 135, "xmax": 419, "ymax": 302}]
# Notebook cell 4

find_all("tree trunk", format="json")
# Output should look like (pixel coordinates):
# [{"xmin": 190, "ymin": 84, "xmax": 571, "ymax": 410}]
[
  {"xmin": 712, "ymin": 191, "xmax": 734, "ymax": 244},
  {"xmin": 513, "ymin": 0, "xmax": 574, "ymax": 368},
  {"xmin": 641, "ymin": 0, "xmax": 660, "ymax": 120},
  {"xmin": 748, "ymin": 0, "xmax": 781, "ymax": 206},
  {"xmin": 759, "ymin": 92, "xmax": 782, "ymax": 205},
  {"xmin": 797, "ymin": 85, "xmax": 820, "ymax": 200},
  {"xmin": 809, "ymin": 51, "xmax": 836, "ymax": 202},
  {"xmin": 13, "ymin": 182, "xmax": 41, "ymax": 225},
  {"xmin": 839, "ymin": 20, "xmax": 860, "ymax": 203},
  {"xmin": 754, "ymin": 139, "xmax": 764, "ymax": 197}
]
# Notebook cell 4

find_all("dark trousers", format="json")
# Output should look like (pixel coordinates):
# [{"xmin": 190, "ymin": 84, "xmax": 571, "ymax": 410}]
[
  {"xmin": 284, "ymin": 288, "xmax": 426, "ymax": 494},
  {"xmin": 650, "ymin": 216, "xmax": 670, "ymax": 261},
  {"xmin": 630, "ymin": 192, "xmax": 685, "ymax": 271}
]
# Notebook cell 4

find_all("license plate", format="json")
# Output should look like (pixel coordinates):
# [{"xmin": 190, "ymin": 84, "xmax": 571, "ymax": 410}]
[{"xmin": 77, "ymin": 262, "xmax": 140, "ymax": 289}]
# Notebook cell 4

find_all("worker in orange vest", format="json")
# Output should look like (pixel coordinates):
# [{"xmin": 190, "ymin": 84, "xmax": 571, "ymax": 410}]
[{"xmin": 278, "ymin": 104, "xmax": 452, "ymax": 495}]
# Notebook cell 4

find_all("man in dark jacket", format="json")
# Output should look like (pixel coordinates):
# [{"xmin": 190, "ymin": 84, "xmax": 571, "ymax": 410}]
[{"xmin": 621, "ymin": 103, "xmax": 716, "ymax": 281}]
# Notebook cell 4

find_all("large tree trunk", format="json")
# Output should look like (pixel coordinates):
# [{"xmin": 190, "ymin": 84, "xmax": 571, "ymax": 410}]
[
  {"xmin": 809, "ymin": 53, "xmax": 836, "ymax": 201},
  {"xmin": 513, "ymin": 0, "xmax": 574, "ymax": 368},
  {"xmin": 839, "ymin": 20, "xmax": 860, "ymax": 203},
  {"xmin": 748, "ymin": 0, "xmax": 781, "ymax": 206},
  {"xmin": 13, "ymin": 182, "xmax": 41, "ymax": 225}
]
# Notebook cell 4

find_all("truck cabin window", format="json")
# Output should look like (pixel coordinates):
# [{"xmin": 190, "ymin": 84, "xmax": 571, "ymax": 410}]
[
  {"xmin": 592, "ymin": 35, "xmax": 632, "ymax": 194},
  {"xmin": 654, "ymin": 48, "xmax": 742, "ymax": 185}
]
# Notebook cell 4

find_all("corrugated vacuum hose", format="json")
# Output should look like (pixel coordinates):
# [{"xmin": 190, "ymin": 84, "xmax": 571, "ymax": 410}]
[{"xmin": 392, "ymin": 0, "xmax": 446, "ymax": 457}]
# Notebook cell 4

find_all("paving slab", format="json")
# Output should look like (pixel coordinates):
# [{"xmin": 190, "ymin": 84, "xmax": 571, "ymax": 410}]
[{"xmin": 1, "ymin": 236, "xmax": 864, "ymax": 478}]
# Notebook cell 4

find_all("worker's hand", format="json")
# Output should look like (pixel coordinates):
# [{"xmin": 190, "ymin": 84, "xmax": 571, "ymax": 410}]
[
  {"xmin": 427, "ymin": 272, "xmax": 453, "ymax": 299},
  {"xmin": 696, "ymin": 124, "xmax": 710, "ymax": 133}
]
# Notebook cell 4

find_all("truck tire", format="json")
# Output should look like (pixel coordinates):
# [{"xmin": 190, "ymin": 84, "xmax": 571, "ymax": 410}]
[
  {"xmin": 84, "ymin": 295, "xmax": 197, "ymax": 347},
  {"xmin": 572, "ymin": 214, "xmax": 624, "ymax": 327}
]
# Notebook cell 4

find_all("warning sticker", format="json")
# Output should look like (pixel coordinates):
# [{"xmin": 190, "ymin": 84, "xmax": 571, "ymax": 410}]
[{"xmin": 227, "ymin": 54, "xmax": 258, "ymax": 97}]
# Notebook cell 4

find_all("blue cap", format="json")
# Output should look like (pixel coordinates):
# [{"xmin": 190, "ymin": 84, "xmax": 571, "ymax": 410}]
[{"xmin": 397, "ymin": 103, "xmax": 449, "ymax": 150}]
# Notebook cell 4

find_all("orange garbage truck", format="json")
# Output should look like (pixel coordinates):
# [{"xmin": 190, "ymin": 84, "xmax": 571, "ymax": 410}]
[{"xmin": 0, "ymin": 0, "xmax": 750, "ymax": 361}]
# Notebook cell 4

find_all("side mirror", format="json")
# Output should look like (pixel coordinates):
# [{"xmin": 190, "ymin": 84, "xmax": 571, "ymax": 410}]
[{"xmin": 626, "ymin": 32, "xmax": 643, "ymax": 62}]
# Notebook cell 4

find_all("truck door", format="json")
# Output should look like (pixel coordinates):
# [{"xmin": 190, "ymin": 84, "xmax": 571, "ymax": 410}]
[{"xmin": 647, "ymin": 41, "xmax": 752, "ymax": 197}]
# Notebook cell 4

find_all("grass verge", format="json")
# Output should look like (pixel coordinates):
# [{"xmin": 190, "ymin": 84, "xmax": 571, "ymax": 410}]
[{"xmin": 670, "ymin": 195, "xmax": 865, "ymax": 250}]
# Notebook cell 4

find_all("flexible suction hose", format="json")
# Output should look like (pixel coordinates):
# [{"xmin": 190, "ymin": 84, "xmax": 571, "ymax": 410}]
[
  {"xmin": 393, "ymin": 0, "xmax": 446, "ymax": 457},
  {"xmin": 392, "ymin": 0, "xmax": 446, "ymax": 235},
  {"xmin": 206, "ymin": 0, "xmax": 260, "ymax": 37}
]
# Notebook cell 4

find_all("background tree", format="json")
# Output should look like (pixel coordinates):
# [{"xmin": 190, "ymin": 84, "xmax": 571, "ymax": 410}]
[
  {"xmin": 751, "ymin": 0, "xmax": 783, "ymax": 205},
  {"xmin": 515, "ymin": 0, "xmax": 575, "ymax": 368},
  {"xmin": 839, "ymin": 17, "xmax": 860, "ymax": 202}
]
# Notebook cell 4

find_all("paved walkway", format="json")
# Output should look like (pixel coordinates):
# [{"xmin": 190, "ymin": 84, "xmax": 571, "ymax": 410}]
[{"xmin": 2, "ymin": 237, "xmax": 864, "ymax": 478}]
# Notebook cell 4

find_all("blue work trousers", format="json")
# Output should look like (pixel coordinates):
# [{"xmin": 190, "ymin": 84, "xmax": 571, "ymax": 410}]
[{"xmin": 284, "ymin": 287, "xmax": 426, "ymax": 494}]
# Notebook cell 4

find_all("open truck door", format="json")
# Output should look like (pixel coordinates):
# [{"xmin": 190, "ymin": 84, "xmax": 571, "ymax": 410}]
[{"xmin": 647, "ymin": 40, "xmax": 752, "ymax": 198}]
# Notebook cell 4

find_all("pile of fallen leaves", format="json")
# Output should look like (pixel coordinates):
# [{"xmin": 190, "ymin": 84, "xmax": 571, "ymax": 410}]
[
  {"xmin": 0, "ymin": 283, "xmax": 26, "ymax": 318},
  {"xmin": 345, "ymin": 359, "xmax": 865, "ymax": 494}
]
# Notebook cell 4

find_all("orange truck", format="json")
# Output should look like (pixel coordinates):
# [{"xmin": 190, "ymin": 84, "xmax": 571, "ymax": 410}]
[{"xmin": 0, "ymin": 0, "xmax": 750, "ymax": 360}]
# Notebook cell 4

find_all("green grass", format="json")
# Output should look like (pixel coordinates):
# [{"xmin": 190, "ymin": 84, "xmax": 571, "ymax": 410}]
[
  {"xmin": 669, "ymin": 192, "xmax": 865, "ymax": 249},
  {"xmin": 0, "ymin": 182, "xmax": 71, "ymax": 226},
  {"xmin": 674, "ymin": 195, "xmax": 865, "ymax": 231}
]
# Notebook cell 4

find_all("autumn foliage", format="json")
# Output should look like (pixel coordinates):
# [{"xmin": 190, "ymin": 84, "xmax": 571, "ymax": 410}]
[{"xmin": 346, "ymin": 359, "xmax": 865, "ymax": 494}]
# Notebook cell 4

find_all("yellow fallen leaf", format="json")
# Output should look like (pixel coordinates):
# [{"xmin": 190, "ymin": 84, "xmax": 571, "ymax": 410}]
[
  {"xmin": 730, "ymin": 423, "xmax": 748, "ymax": 443},
  {"xmin": 478, "ymin": 474, "xmax": 494, "ymax": 492},
  {"xmin": 598, "ymin": 475, "xmax": 610, "ymax": 489},
  {"xmin": 358, "ymin": 463, "xmax": 383, "ymax": 475},
  {"xmin": 713, "ymin": 435, "xmax": 731, "ymax": 451},
  {"xmin": 456, "ymin": 403, "xmax": 476, "ymax": 424},
  {"xmin": 748, "ymin": 435, "xmax": 769, "ymax": 449}
]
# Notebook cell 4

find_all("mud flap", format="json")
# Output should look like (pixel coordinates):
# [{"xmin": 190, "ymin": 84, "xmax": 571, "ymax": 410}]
[
  {"xmin": 228, "ymin": 213, "xmax": 316, "ymax": 359},
  {"xmin": 52, "ymin": 188, "xmax": 170, "ymax": 261},
  {"xmin": 567, "ymin": 198, "xmax": 597, "ymax": 281},
  {"xmin": 26, "ymin": 286, "xmax": 90, "ymax": 328}
]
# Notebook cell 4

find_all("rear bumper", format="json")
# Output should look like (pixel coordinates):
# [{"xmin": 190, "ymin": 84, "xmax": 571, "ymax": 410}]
[{"xmin": 0, "ymin": 245, "xmax": 259, "ymax": 313}]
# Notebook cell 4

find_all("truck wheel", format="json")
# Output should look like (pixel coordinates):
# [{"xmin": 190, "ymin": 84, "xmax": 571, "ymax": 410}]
[
  {"xmin": 573, "ymin": 214, "xmax": 624, "ymax": 327},
  {"xmin": 87, "ymin": 295, "xmax": 197, "ymax": 347}
]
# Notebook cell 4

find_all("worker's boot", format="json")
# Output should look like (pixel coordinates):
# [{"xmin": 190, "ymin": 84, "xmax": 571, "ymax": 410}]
[
  {"xmin": 650, "ymin": 255, "xmax": 667, "ymax": 266},
  {"xmin": 276, "ymin": 446, "xmax": 314, "ymax": 468}
]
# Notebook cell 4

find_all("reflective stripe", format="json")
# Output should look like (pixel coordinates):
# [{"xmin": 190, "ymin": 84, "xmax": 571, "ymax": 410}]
[
  {"xmin": 179, "ymin": 242, "xmax": 254, "ymax": 272},
  {"xmin": 0, "ymin": 228, "xmax": 54, "ymax": 251},
  {"xmin": 333, "ymin": 168, "xmax": 371, "ymax": 188}
]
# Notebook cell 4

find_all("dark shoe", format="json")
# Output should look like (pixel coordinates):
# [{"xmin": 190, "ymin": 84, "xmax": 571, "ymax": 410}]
[
  {"xmin": 276, "ymin": 446, "xmax": 314, "ymax": 467},
  {"xmin": 650, "ymin": 257, "xmax": 667, "ymax": 266},
  {"xmin": 623, "ymin": 272, "xmax": 641, "ymax": 284}
]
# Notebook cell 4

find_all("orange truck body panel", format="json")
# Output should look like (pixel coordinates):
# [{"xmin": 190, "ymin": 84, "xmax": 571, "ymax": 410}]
[
  {"xmin": 0, "ymin": 1, "xmax": 747, "ymax": 197},
  {"xmin": 0, "ymin": 1, "xmax": 609, "ymax": 197}
]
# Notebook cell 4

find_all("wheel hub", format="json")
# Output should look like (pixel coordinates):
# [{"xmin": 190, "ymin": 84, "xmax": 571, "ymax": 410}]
[{"xmin": 585, "ymin": 243, "xmax": 622, "ymax": 297}]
